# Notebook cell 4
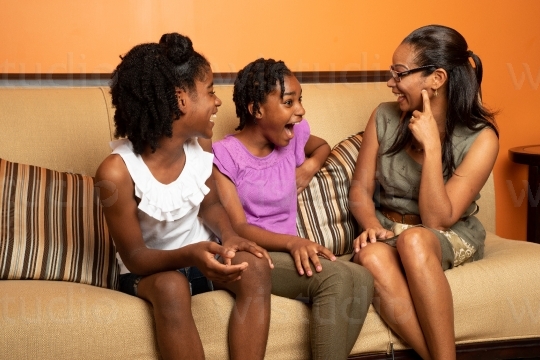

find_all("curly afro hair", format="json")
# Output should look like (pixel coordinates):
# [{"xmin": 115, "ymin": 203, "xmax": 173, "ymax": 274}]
[
  {"xmin": 110, "ymin": 33, "xmax": 210, "ymax": 154},
  {"xmin": 232, "ymin": 58, "xmax": 292, "ymax": 131}
]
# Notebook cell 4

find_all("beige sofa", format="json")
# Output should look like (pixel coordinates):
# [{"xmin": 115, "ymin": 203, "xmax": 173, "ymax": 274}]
[{"xmin": 1, "ymin": 83, "xmax": 540, "ymax": 359}]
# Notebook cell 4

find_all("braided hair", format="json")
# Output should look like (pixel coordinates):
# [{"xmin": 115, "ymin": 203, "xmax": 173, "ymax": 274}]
[
  {"xmin": 232, "ymin": 58, "xmax": 292, "ymax": 130},
  {"xmin": 110, "ymin": 33, "xmax": 210, "ymax": 154},
  {"xmin": 386, "ymin": 25, "xmax": 498, "ymax": 178}
]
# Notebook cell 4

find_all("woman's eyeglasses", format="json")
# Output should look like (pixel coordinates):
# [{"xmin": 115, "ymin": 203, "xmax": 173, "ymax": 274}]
[{"xmin": 389, "ymin": 65, "xmax": 436, "ymax": 82}]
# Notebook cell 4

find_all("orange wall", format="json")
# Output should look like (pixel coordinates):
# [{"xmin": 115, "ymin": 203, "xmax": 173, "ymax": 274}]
[{"xmin": 1, "ymin": 0, "xmax": 539, "ymax": 240}]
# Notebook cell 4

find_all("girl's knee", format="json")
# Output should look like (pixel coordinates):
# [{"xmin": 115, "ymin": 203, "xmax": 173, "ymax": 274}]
[
  {"xmin": 315, "ymin": 260, "xmax": 355, "ymax": 295},
  {"xmin": 234, "ymin": 252, "xmax": 272, "ymax": 293},
  {"xmin": 314, "ymin": 262, "xmax": 372, "ymax": 324},
  {"xmin": 144, "ymin": 271, "xmax": 191, "ymax": 307},
  {"xmin": 140, "ymin": 272, "xmax": 195, "ymax": 324}
]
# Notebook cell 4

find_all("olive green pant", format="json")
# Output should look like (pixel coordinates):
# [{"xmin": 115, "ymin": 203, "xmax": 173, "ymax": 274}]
[{"xmin": 269, "ymin": 252, "xmax": 374, "ymax": 360}]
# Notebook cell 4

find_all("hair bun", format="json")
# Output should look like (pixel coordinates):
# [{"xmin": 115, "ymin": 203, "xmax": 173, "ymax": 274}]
[{"xmin": 159, "ymin": 33, "xmax": 194, "ymax": 65}]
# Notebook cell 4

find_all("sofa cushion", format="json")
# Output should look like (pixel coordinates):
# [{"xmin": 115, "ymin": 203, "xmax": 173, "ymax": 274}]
[
  {"xmin": 296, "ymin": 132, "xmax": 362, "ymax": 255},
  {"xmin": 0, "ymin": 158, "xmax": 118, "ymax": 289}
]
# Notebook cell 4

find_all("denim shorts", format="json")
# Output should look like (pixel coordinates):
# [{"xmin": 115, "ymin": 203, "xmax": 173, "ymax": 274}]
[{"xmin": 118, "ymin": 266, "xmax": 214, "ymax": 297}]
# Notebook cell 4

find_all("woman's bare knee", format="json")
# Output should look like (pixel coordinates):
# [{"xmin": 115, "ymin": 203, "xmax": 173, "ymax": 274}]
[
  {"xmin": 357, "ymin": 243, "xmax": 396, "ymax": 275},
  {"xmin": 396, "ymin": 228, "xmax": 441, "ymax": 270}
]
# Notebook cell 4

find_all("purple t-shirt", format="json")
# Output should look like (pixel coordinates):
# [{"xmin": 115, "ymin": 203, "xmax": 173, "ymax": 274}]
[{"xmin": 213, "ymin": 119, "xmax": 310, "ymax": 236}]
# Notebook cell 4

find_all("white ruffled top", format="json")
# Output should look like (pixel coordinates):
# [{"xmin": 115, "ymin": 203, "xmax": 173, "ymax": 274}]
[{"xmin": 110, "ymin": 138, "xmax": 215, "ymax": 274}]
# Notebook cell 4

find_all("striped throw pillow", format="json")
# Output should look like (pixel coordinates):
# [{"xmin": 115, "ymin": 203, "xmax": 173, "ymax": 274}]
[
  {"xmin": 0, "ymin": 158, "xmax": 118, "ymax": 289},
  {"xmin": 296, "ymin": 132, "xmax": 363, "ymax": 255}
]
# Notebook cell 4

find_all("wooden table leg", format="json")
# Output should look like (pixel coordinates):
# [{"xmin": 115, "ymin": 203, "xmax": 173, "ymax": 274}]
[{"xmin": 528, "ymin": 164, "xmax": 540, "ymax": 244}]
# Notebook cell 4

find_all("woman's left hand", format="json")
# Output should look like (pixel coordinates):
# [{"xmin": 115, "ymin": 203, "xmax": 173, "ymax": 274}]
[
  {"xmin": 353, "ymin": 227, "xmax": 395, "ymax": 252},
  {"xmin": 409, "ymin": 89, "xmax": 442, "ymax": 152},
  {"xmin": 221, "ymin": 234, "xmax": 274, "ymax": 268}
]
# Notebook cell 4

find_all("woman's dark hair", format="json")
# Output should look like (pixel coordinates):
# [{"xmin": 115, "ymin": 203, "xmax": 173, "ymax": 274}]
[
  {"xmin": 386, "ymin": 25, "xmax": 498, "ymax": 177},
  {"xmin": 233, "ymin": 58, "xmax": 292, "ymax": 130},
  {"xmin": 110, "ymin": 33, "xmax": 210, "ymax": 154}
]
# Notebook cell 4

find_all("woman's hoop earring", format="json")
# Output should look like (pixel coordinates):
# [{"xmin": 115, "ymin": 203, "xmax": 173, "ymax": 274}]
[{"xmin": 434, "ymin": 88, "xmax": 439, "ymax": 97}]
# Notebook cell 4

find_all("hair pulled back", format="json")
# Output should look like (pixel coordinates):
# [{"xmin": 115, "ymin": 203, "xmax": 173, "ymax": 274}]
[
  {"xmin": 110, "ymin": 33, "xmax": 210, "ymax": 154},
  {"xmin": 233, "ymin": 58, "xmax": 292, "ymax": 130},
  {"xmin": 387, "ymin": 25, "xmax": 498, "ymax": 177}
]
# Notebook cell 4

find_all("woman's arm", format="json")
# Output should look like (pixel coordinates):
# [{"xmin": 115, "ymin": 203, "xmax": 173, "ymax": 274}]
[
  {"xmin": 95, "ymin": 153, "xmax": 247, "ymax": 282},
  {"xmin": 213, "ymin": 165, "xmax": 336, "ymax": 276},
  {"xmin": 296, "ymin": 134, "xmax": 331, "ymax": 193},
  {"xmin": 411, "ymin": 90, "xmax": 499, "ymax": 229},
  {"xmin": 349, "ymin": 109, "xmax": 394, "ymax": 250},
  {"xmin": 419, "ymin": 129, "xmax": 498, "ymax": 229}
]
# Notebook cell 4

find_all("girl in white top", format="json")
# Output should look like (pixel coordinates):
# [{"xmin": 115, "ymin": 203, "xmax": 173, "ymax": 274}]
[{"xmin": 95, "ymin": 33, "xmax": 273, "ymax": 360}]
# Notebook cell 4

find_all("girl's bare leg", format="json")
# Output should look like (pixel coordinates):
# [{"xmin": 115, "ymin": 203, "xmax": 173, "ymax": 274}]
[
  {"xmin": 138, "ymin": 271, "xmax": 204, "ymax": 360},
  {"xmin": 216, "ymin": 251, "xmax": 272, "ymax": 360}
]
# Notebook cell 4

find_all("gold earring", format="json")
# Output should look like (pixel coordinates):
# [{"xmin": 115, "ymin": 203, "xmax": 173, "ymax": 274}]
[{"xmin": 434, "ymin": 88, "xmax": 438, "ymax": 97}]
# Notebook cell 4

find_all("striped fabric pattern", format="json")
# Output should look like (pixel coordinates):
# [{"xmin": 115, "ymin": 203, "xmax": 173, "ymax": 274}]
[
  {"xmin": 0, "ymin": 158, "xmax": 118, "ymax": 289},
  {"xmin": 296, "ymin": 132, "xmax": 363, "ymax": 255}
]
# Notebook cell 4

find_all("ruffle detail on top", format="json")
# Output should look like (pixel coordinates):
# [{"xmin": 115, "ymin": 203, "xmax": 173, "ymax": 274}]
[{"xmin": 110, "ymin": 138, "xmax": 213, "ymax": 221}]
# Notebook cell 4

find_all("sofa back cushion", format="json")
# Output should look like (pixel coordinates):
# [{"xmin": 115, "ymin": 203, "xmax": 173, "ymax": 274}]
[
  {"xmin": 0, "ymin": 158, "xmax": 118, "ymax": 289},
  {"xmin": 0, "ymin": 87, "xmax": 114, "ymax": 177}
]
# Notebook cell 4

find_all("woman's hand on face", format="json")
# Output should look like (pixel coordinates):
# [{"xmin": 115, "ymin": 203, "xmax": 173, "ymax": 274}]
[
  {"xmin": 287, "ymin": 237, "xmax": 336, "ymax": 276},
  {"xmin": 353, "ymin": 228, "xmax": 395, "ymax": 253},
  {"xmin": 409, "ymin": 89, "xmax": 441, "ymax": 152},
  {"xmin": 220, "ymin": 234, "xmax": 274, "ymax": 269},
  {"xmin": 190, "ymin": 241, "xmax": 249, "ymax": 283}
]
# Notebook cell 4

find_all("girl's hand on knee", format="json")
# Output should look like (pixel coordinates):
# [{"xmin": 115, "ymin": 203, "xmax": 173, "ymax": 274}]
[
  {"xmin": 287, "ymin": 237, "xmax": 336, "ymax": 276},
  {"xmin": 353, "ymin": 228, "xmax": 395, "ymax": 252},
  {"xmin": 221, "ymin": 235, "xmax": 274, "ymax": 269}
]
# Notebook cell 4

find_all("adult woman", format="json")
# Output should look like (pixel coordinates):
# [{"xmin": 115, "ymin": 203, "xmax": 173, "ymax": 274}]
[
  {"xmin": 95, "ymin": 33, "xmax": 273, "ymax": 360},
  {"xmin": 213, "ymin": 58, "xmax": 374, "ymax": 360},
  {"xmin": 349, "ymin": 25, "xmax": 499, "ymax": 359}
]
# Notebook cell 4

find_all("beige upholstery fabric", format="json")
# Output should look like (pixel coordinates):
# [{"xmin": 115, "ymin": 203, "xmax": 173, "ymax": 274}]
[
  {"xmin": 6, "ymin": 232, "xmax": 537, "ymax": 360},
  {"xmin": 0, "ymin": 88, "xmax": 113, "ymax": 176},
  {"xmin": 0, "ymin": 280, "xmax": 159, "ymax": 359},
  {"xmin": 193, "ymin": 291, "xmax": 312, "ymax": 359},
  {"xmin": 0, "ymin": 85, "xmax": 494, "ymax": 230},
  {"xmin": 451, "ymin": 233, "xmax": 540, "ymax": 343},
  {"xmin": 0, "ymin": 85, "xmax": 535, "ymax": 359},
  {"xmin": 476, "ymin": 172, "xmax": 496, "ymax": 233}
]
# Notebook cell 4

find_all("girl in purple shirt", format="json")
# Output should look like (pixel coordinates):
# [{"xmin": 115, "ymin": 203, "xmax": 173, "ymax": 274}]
[{"xmin": 213, "ymin": 58, "xmax": 374, "ymax": 360}]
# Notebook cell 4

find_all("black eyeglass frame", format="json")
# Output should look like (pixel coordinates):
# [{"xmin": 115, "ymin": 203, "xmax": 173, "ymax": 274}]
[{"xmin": 389, "ymin": 64, "xmax": 437, "ymax": 82}]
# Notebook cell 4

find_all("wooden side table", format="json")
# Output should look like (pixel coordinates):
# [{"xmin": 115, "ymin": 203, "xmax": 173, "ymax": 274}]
[{"xmin": 508, "ymin": 145, "xmax": 540, "ymax": 243}]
